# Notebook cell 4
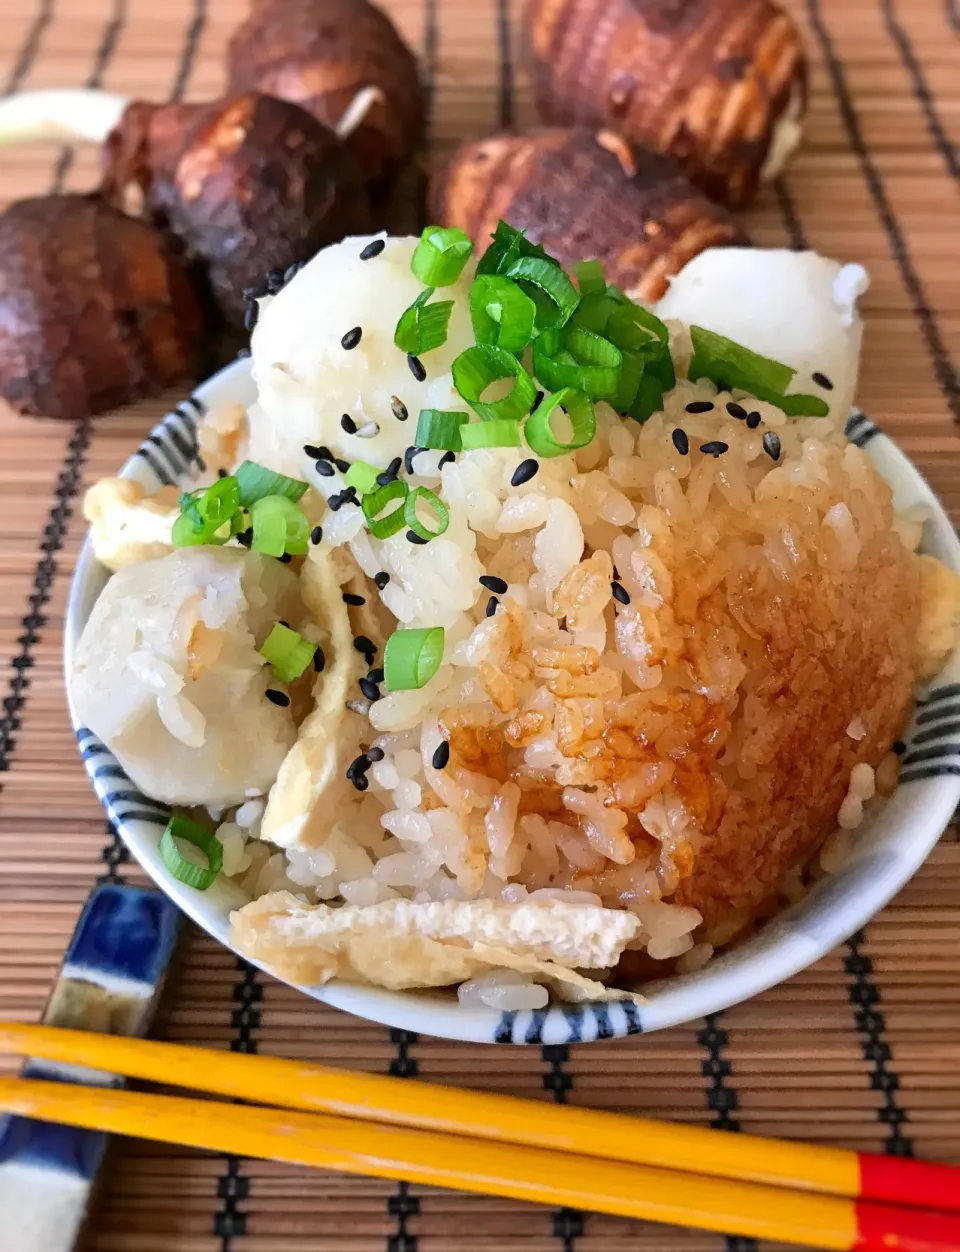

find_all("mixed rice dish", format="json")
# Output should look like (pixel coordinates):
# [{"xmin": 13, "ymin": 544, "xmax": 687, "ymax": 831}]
[{"xmin": 71, "ymin": 227, "xmax": 960, "ymax": 1012}]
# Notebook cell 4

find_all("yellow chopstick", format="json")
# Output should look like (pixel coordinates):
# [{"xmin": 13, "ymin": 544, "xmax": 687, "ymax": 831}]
[
  {"xmin": 3, "ymin": 1022, "xmax": 958, "ymax": 1220},
  {"xmin": 0, "ymin": 1073, "xmax": 861, "ymax": 1250}
]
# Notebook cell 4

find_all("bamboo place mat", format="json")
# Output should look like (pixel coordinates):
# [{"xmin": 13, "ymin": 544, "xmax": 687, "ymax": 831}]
[{"xmin": 1, "ymin": 0, "xmax": 959, "ymax": 1248}]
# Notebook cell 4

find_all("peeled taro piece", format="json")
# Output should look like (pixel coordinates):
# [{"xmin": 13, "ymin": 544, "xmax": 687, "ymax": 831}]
[
  {"xmin": 430, "ymin": 128, "xmax": 748, "ymax": 303},
  {"xmin": 226, "ymin": 0, "xmax": 426, "ymax": 189},
  {"xmin": 101, "ymin": 92, "xmax": 371, "ymax": 327},
  {"xmin": 524, "ymin": 0, "xmax": 807, "ymax": 208},
  {"xmin": 0, "ymin": 194, "xmax": 207, "ymax": 421}
]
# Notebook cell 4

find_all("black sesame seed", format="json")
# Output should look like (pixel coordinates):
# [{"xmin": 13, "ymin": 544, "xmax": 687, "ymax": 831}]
[
  {"xmin": 353, "ymin": 635, "xmax": 376, "ymax": 655},
  {"xmin": 347, "ymin": 753, "xmax": 371, "ymax": 779},
  {"xmin": 408, "ymin": 354, "xmax": 426, "ymax": 382},
  {"xmin": 265, "ymin": 689, "xmax": 290, "ymax": 707},
  {"xmin": 242, "ymin": 284, "xmax": 267, "ymax": 300},
  {"xmin": 334, "ymin": 458, "xmax": 351, "ymax": 474},
  {"xmin": 511, "ymin": 458, "xmax": 539, "ymax": 487},
  {"xmin": 369, "ymin": 667, "xmax": 385, "ymax": 684},
  {"xmin": 243, "ymin": 301, "xmax": 259, "ymax": 331},
  {"xmin": 304, "ymin": 444, "xmax": 333, "ymax": 461},
  {"xmin": 893, "ymin": 739, "xmax": 906, "ymax": 755},
  {"xmin": 278, "ymin": 553, "xmax": 292, "ymax": 564},
  {"xmin": 341, "ymin": 326, "xmax": 362, "ymax": 350},
  {"xmin": 374, "ymin": 571, "xmax": 390, "ymax": 590},
  {"xmin": 341, "ymin": 485, "xmax": 358, "ymax": 504},
  {"xmin": 485, "ymin": 595, "xmax": 498, "ymax": 618},
  {"xmin": 283, "ymin": 260, "xmax": 304, "ymax": 283},
  {"xmin": 376, "ymin": 471, "xmax": 397, "ymax": 487},
  {"xmin": 726, "ymin": 402, "xmax": 747, "ymax": 419},
  {"xmin": 404, "ymin": 446, "xmax": 424, "ymax": 475},
  {"xmin": 746, "ymin": 411, "xmax": 761, "ymax": 430},
  {"xmin": 685, "ymin": 400, "xmax": 715, "ymax": 413},
  {"xmin": 385, "ymin": 456, "xmax": 402, "ymax": 478},
  {"xmin": 313, "ymin": 647, "xmax": 326, "ymax": 673},
  {"xmin": 279, "ymin": 620, "xmax": 290, "ymax": 629},
  {"xmin": 341, "ymin": 413, "xmax": 357, "ymax": 435},
  {"xmin": 328, "ymin": 493, "xmax": 345, "ymax": 511},
  {"xmin": 699, "ymin": 441, "xmax": 729, "ymax": 457},
  {"xmin": 367, "ymin": 745, "xmax": 385, "ymax": 762},
  {"xmin": 218, "ymin": 467, "xmax": 229, "ymax": 478},
  {"xmin": 611, "ymin": 580, "xmax": 630, "ymax": 605},
  {"xmin": 438, "ymin": 450, "xmax": 456, "ymax": 468},
  {"xmin": 391, "ymin": 396, "xmax": 409, "ymax": 422},
  {"xmin": 531, "ymin": 389, "xmax": 545, "ymax": 413},
  {"xmin": 236, "ymin": 528, "xmax": 253, "ymax": 548},
  {"xmin": 350, "ymin": 773, "xmax": 370, "ymax": 792},
  {"xmin": 762, "ymin": 431, "xmax": 782, "ymax": 461},
  {"xmin": 360, "ymin": 239, "xmax": 386, "ymax": 260},
  {"xmin": 812, "ymin": 371, "xmax": 834, "ymax": 390},
  {"xmin": 311, "ymin": 525, "xmax": 323, "ymax": 545},
  {"xmin": 671, "ymin": 428, "xmax": 689, "ymax": 455},
  {"xmin": 479, "ymin": 574, "xmax": 508, "ymax": 594},
  {"xmin": 359, "ymin": 676, "xmax": 381, "ymax": 702},
  {"xmin": 343, "ymin": 592, "xmax": 366, "ymax": 606},
  {"xmin": 431, "ymin": 740, "xmax": 451, "ymax": 770},
  {"xmin": 265, "ymin": 269, "xmax": 285, "ymax": 294},
  {"xmin": 407, "ymin": 530, "xmax": 429, "ymax": 544},
  {"xmin": 315, "ymin": 459, "xmax": 335, "ymax": 477}
]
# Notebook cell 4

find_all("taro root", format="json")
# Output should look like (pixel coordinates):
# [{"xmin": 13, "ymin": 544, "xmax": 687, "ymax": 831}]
[
  {"xmin": 101, "ymin": 92, "xmax": 370, "ymax": 326},
  {"xmin": 226, "ymin": 0, "xmax": 425, "ymax": 189},
  {"xmin": 524, "ymin": 0, "xmax": 807, "ymax": 208},
  {"xmin": 0, "ymin": 194, "xmax": 207, "ymax": 421},
  {"xmin": 430, "ymin": 129, "xmax": 748, "ymax": 302}
]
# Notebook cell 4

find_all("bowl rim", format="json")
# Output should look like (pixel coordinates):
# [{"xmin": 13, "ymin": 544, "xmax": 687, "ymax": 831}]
[{"xmin": 65, "ymin": 357, "xmax": 960, "ymax": 1044}]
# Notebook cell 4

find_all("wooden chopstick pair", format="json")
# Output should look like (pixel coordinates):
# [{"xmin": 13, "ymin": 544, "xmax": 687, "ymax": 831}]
[{"xmin": 1, "ymin": 1023, "xmax": 958, "ymax": 1252}]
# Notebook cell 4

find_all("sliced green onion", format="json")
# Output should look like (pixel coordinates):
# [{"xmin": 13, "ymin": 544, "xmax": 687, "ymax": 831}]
[
  {"xmin": 609, "ymin": 348, "xmax": 645, "ymax": 413},
  {"xmin": 574, "ymin": 260, "xmax": 606, "ymax": 296},
  {"xmin": 197, "ymin": 475, "xmax": 240, "ymax": 527},
  {"xmin": 627, "ymin": 344, "xmax": 677, "ymax": 423},
  {"xmin": 383, "ymin": 626, "xmax": 445, "ymax": 691},
  {"xmin": 532, "ymin": 331, "xmax": 620, "ymax": 399},
  {"xmin": 404, "ymin": 486, "xmax": 449, "ymax": 540},
  {"xmin": 688, "ymin": 326, "xmax": 828, "ymax": 416},
  {"xmin": 505, "ymin": 255, "xmax": 580, "ymax": 330},
  {"xmin": 524, "ymin": 388, "xmax": 596, "ymax": 457},
  {"xmin": 345, "ymin": 460, "xmax": 380, "ymax": 496},
  {"xmin": 476, "ymin": 220, "xmax": 558, "ymax": 277},
  {"xmin": 251, "ymin": 495, "xmax": 309, "ymax": 557},
  {"xmin": 171, "ymin": 510, "xmax": 227, "ymax": 547},
  {"xmin": 415, "ymin": 408, "xmax": 469, "ymax": 450},
  {"xmin": 235, "ymin": 460, "xmax": 308, "ymax": 507},
  {"xmin": 159, "ymin": 816, "xmax": 223, "ymax": 891},
  {"xmin": 469, "ymin": 275, "xmax": 536, "ymax": 353},
  {"xmin": 259, "ymin": 621, "xmax": 317, "ymax": 682},
  {"xmin": 411, "ymin": 225, "xmax": 474, "ymax": 286},
  {"xmin": 605, "ymin": 292, "xmax": 670, "ymax": 344},
  {"xmin": 460, "ymin": 419, "xmax": 522, "ymax": 449},
  {"xmin": 572, "ymin": 292, "xmax": 618, "ymax": 334},
  {"xmin": 452, "ymin": 344, "xmax": 537, "ymax": 421},
  {"xmin": 362, "ymin": 479, "xmax": 409, "ymax": 539},
  {"xmin": 394, "ymin": 287, "xmax": 454, "ymax": 356},
  {"xmin": 563, "ymin": 324, "xmax": 621, "ymax": 369}
]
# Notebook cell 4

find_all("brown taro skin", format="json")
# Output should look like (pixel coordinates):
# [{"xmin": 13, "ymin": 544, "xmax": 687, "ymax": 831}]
[
  {"xmin": 226, "ymin": 0, "xmax": 425, "ymax": 189},
  {"xmin": 524, "ymin": 0, "xmax": 807, "ymax": 208},
  {"xmin": 0, "ymin": 194, "xmax": 206, "ymax": 422},
  {"xmin": 102, "ymin": 92, "xmax": 370, "ymax": 327},
  {"xmin": 430, "ymin": 128, "xmax": 748, "ymax": 302}
]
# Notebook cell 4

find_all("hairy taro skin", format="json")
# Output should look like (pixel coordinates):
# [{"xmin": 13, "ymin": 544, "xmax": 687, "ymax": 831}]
[
  {"xmin": 430, "ymin": 128, "xmax": 748, "ymax": 301},
  {"xmin": 524, "ymin": 0, "xmax": 807, "ymax": 208},
  {"xmin": 0, "ymin": 194, "xmax": 207, "ymax": 421},
  {"xmin": 226, "ymin": 0, "xmax": 426, "ymax": 189}
]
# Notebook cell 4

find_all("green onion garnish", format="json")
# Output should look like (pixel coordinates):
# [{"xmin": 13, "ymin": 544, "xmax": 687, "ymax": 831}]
[
  {"xmin": 475, "ymin": 220, "xmax": 560, "ymax": 278},
  {"xmin": 362, "ymin": 479, "xmax": 409, "ymax": 539},
  {"xmin": 411, "ymin": 225, "xmax": 474, "ymax": 287},
  {"xmin": 159, "ymin": 815, "xmax": 223, "ymax": 891},
  {"xmin": 572, "ymin": 292, "xmax": 618, "ymax": 334},
  {"xmin": 259, "ymin": 621, "xmax": 317, "ymax": 683},
  {"xmin": 250, "ymin": 494, "xmax": 309, "ymax": 557},
  {"xmin": 383, "ymin": 626, "xmax": 445, "ymax": 691},
  {"xmin": 688, "ymin": 326, "xmax": 829, "ymax": 417},
  {"xmin": 172, "ymin": 478, "xmax": 241, "ymax": 547},
  {"xmin": 415, "ymin": 409, "xmax": 469, "ymax": 450},
  {"xmin": 532, "ymin": 328, "xmax": 620, "ymax": 399},
  {"xmin": 505, "ymin": 255, "xmax": 580, "ymax": 331},
  {"xmin": 609, "ymin": 347, "xmax": 645, "ymax": 413},
  {"xmin": 235, "ymin": 460, "xmax": 308, "ymax": 507},
  {"xmin": 345, "ymin": 460, "xmax": 380, "ymax": 496},
  {"xmin": 452, "ymin": 344, "xmax": 537, "ymax": 421},
  {"xmin": 469, "ymin": 275, "xmax": 536, "ymax": 353},
  {"xmin": 197, "ymin": 475, "xmax": 240, "ymax": 527},
  {"xmin": 171, "ymin": 510, "xmax": 228, "ymax": 548},
  {"xmin": 606, "ymin": 292, "xmax": 670, "ymax": 343},
  {"xmin": 524, "ymin": 388, "xmax": 596, "ymax": 458},
  {"xmin": 394, "ymin": 288, "xmax": 455, "ymax": 356},
  {"xmin": 459, "ymin": 419, "xmax": 522, "ymax": 449},
  {"xmin": 574, "ymin": 260, "xmax": 606, "ymax": 296},
  {"xmin": 404, "ymin": 486, "xmax": 449, "ymax": 541}
]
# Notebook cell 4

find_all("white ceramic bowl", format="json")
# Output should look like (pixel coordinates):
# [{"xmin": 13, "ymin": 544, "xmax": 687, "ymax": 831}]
[{"xmin": 66, "ymin": 358, "xmax": 960, "ymax": 1044}]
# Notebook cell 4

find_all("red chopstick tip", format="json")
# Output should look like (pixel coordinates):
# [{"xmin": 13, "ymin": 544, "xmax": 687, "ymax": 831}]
[
  {"xmin": 858, "ymin": 1154, "xmax": 960, "ymax": 1216},
  {"xmin": 853, "ymin": 1199, "xmax": 960, "ymax": 1252}
]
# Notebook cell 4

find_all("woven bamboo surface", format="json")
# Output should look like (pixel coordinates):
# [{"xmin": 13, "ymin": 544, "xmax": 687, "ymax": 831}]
[{"xmin": 0, "ymin": 0, "xmax": 959, "ymax": 1247}]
